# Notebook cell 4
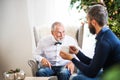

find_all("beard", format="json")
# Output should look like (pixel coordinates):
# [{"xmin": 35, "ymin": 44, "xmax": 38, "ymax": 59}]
[{"xmin": 88, "ymin": 23, "xmax": 96, "ymax": 34}]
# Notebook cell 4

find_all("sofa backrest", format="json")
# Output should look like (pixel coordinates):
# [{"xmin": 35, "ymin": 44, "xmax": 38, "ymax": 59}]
[{"xmin": 33, "ymin": 25, "xmax": 83, "ymax": 47}]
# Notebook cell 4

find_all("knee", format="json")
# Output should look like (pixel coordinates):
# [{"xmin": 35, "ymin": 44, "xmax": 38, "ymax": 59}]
[
  {"xmin": 70, "ymin": 74, "xmax": 77, "ymax": 80},
  {"xmin": 36, "ymin": 68, "xmax": 48, "ymax": 76},
  {"xmin": 72, "ymin": 76, "xmax": 78, "ymax": 80},
  {"xmin": 36, "ymin": 69, "xmax": 44, "ymax": 76},
  {"xmin": 59, "ymin": 69, "xmax": 71, "ymax": 76},
  {"xmin": 58, "ymin": 70, "xmax": 71, "ymax": 80}
]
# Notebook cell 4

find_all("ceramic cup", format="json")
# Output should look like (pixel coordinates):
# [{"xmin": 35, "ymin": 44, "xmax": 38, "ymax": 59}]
[{"xmin": 61, "ymin": 46, "xmax": 69, "ymax": 53}]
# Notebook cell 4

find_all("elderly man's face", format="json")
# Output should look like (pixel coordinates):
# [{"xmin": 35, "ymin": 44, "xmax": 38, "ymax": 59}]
[{"xmin": 52, "ymin": 25, "xmax": 65, "ymax": 41}]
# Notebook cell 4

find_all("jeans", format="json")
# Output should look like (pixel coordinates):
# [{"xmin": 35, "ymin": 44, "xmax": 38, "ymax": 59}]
[
  {"xmin": 70, "ymin": 70, "xmax": 102, "ymax": 80},
  {"xmin": 36, "ymin": 66, "xmax": 71, "ymax": 80}
]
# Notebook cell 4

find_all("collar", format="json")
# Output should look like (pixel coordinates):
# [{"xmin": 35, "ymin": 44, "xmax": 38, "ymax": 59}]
[{"xmin": 95, "ymin": 26, "xmax": 109, "ymax": 40}]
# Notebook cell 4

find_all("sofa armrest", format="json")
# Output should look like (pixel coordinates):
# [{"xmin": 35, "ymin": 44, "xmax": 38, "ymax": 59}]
[
  {"xmin": 28, "ymin": 60, "xmax": 58, "ymax": 80},
  {"xmin": 28, "ymin": 59, "xmax": 38, "ymax": 76}
]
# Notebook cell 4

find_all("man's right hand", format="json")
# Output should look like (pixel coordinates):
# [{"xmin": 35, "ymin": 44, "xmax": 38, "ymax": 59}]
[
  {"xmin": 69, "ymin": 46, "xmax": 79, "ymax": 54},
  {"xmin": 41, "ymin": 58, "xmax": 52, "ymax": 69}
]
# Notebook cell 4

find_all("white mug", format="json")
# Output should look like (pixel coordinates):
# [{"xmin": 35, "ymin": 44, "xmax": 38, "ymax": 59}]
[{"xmin": 61, "ymin": 46, "xmax": 69, "ymax": 53}]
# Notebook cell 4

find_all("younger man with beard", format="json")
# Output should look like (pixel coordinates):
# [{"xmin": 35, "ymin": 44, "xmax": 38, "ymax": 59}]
[{"xmin": 60, "ymin": 4, "xmax": 120, "ymax": 80}]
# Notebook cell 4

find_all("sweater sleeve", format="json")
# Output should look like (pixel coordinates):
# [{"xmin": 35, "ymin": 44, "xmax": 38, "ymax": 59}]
[
  {"xmin": 71, "ymin": 40, "xmax": 111, "ymax": 78},
  {"xmin": 33, "ymin": 39, "xmax": 44, "ymax": 62},
  {"xmin": 76, "ymin": 51, "xmax": 92, "ymax": 65}
]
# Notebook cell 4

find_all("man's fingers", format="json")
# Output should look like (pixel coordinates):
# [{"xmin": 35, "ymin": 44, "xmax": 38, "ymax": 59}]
[
  {"xmin": 48, "ymin": 62, "xmax": 52, "ymax": 69},
  {"xmin": 60, "ymin": 52, "xmax": 66, "ymax": 59},
  {"xmin": 67, "ymin": 66, "xmax": 73, "ymax": 74},
  {"xmin": 67, "ymin": 66, "xmax": 70, "ymax": 70}
]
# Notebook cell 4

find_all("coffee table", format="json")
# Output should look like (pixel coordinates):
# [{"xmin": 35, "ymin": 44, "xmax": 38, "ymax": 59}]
[
  {"xmin": 25, "ymin": 77, "xmax": 50, "ymax": 80},
  {"xmin": 25, "ymin": 76, "xmax": 57, "ymax": 80}
]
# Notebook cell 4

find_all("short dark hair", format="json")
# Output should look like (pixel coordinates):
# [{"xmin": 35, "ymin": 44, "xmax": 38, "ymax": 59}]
[{"xmin": 88, "ymin": 4, "xmax": 108, "ymax": 27}]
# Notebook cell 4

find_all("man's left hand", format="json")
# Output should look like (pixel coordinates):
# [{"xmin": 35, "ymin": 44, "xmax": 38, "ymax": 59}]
[
  {"xmin": 60, "ymin": 51, "xmax": 73, "ymax": 60},
  {"xmin": 65, "ymin": 62, "xmax": 75, "ymax": 74}
]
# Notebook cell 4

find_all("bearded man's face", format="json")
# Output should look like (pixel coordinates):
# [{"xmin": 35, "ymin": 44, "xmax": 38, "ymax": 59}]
[{"xmin": 88, "ymin": 22, "xmax": 96, "ymax": 34}]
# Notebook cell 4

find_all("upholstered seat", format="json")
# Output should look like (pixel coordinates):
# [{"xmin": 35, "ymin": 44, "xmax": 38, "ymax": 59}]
[{"xmin": 28, "ymin": 25, "xmax": 83, "ymax": 80}]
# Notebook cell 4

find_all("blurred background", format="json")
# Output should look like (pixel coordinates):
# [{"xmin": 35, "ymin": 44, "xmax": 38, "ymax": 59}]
[{"xmin": 0, "ymin": 0, "xmax": 96, "ymax": 79}]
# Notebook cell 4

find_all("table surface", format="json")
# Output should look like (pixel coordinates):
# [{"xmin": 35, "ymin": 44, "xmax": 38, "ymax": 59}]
[{"xmin": 25, "ymin": 77, "xmax": 50, "ymax": 80}]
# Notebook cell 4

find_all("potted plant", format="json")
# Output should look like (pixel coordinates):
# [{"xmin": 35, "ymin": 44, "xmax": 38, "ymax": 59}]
[
  {"xmin": 70, "ymin": 0, "xmax": 120, "ymax": 38},
  {"xmin": 3, "ymin": 68, "xmax": 25, "ymax": 80}
]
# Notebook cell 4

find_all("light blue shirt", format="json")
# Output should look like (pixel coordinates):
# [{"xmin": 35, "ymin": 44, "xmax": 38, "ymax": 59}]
[{"xmin": 34, "ymin": 35, "xmax": 79, "ymax": 66}]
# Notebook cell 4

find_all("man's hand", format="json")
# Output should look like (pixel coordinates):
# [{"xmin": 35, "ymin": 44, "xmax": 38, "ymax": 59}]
[
  {"xmin": 69, "ymin": 46, "xmax": 79, "ymax": 54},
  {"xmin": 65, "ymin": 62, "xmax": 75, "ymax": 74},
  {"xmin": 41, "ymin": 58, "xmax": 52, "ymax": 69},
  {"xmin": 60, "ymin": 51, "xmax": 73, "ymax": 60}
]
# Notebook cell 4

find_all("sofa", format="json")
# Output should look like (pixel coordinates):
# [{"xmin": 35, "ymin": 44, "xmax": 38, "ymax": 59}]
[{"xmin": 28, "ymin": 24, "xmax": 84, "ymax": 80}]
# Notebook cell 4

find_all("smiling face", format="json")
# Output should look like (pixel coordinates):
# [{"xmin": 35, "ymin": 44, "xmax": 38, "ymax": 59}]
[{"xmin": 51, "ymin": 22, "xmax": 65, "ymax": 41}]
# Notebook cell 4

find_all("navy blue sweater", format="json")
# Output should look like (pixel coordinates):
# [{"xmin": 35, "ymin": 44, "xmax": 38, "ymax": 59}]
[{"xmin": 72, "ymin": 27, "xmax": 120, "ymax": 78}]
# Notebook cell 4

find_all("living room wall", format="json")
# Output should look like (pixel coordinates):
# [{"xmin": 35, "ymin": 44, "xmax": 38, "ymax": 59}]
[
  {"xmin": 0, "ymin": 0, "xmax": 75, "ymax": 79},
  {"xmin": 0, "ymin": 0, "xmax": 85, "ymax": 79},
  {"xmin": 0, "ymin": 0, "xmax": 32, "ymax": 79}
]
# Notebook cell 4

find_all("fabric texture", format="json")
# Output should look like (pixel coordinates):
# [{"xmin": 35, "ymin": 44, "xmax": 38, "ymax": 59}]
[
  {"xmin": 34, "ymin": 34, "xmax": 79, "ymax": 80},
  {"xmin": 71, "ymin": 27, "xmax": 120, "ymax": 78},
  {"xmin": 34, "ymin": 35, "xmax": 79, "ymax": 66},
  {"xmin": 36, "ymin": 66, "xmax": 71, "ymax": 80}
]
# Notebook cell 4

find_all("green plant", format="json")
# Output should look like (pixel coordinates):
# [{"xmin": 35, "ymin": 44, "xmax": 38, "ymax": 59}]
[
  {"xmin": 70, "ymin": 0, "xmax": 120, "ymax": 38},
  {"xmin": 7, "ymin": 68, "xmax": 20, "ymax": 74},
  {"xmin": 102, "ymin": 64, "xmax": 120, "ymax": 80}
]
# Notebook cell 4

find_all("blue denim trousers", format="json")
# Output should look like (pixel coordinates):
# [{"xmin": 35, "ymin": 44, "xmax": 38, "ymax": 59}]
[
  {"xmin": 36, "ymin": 66, "xmax": 71, "ymax": 80},
  {"xmin": 70, "ymin": 70, "xmax": 102, "ymax": 80}
]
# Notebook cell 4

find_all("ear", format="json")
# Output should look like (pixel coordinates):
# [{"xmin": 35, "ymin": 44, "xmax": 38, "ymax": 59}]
[
  {"xmin": 91, "ymin": 19, "xmax": 97, "ymax": 26},
  {"xmin": 51, "ymin": 31, "xmax": 54, "ymax": 35}
]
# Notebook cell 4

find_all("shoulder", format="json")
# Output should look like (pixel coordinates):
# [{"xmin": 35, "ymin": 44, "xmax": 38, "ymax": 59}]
[
  {"xmin": 37, "ymin": 35, "xmax": 53, "ymax": 47},
  {"xmin": 63, "ymin": 35, "xmax": 77, "ymax": 44}
]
